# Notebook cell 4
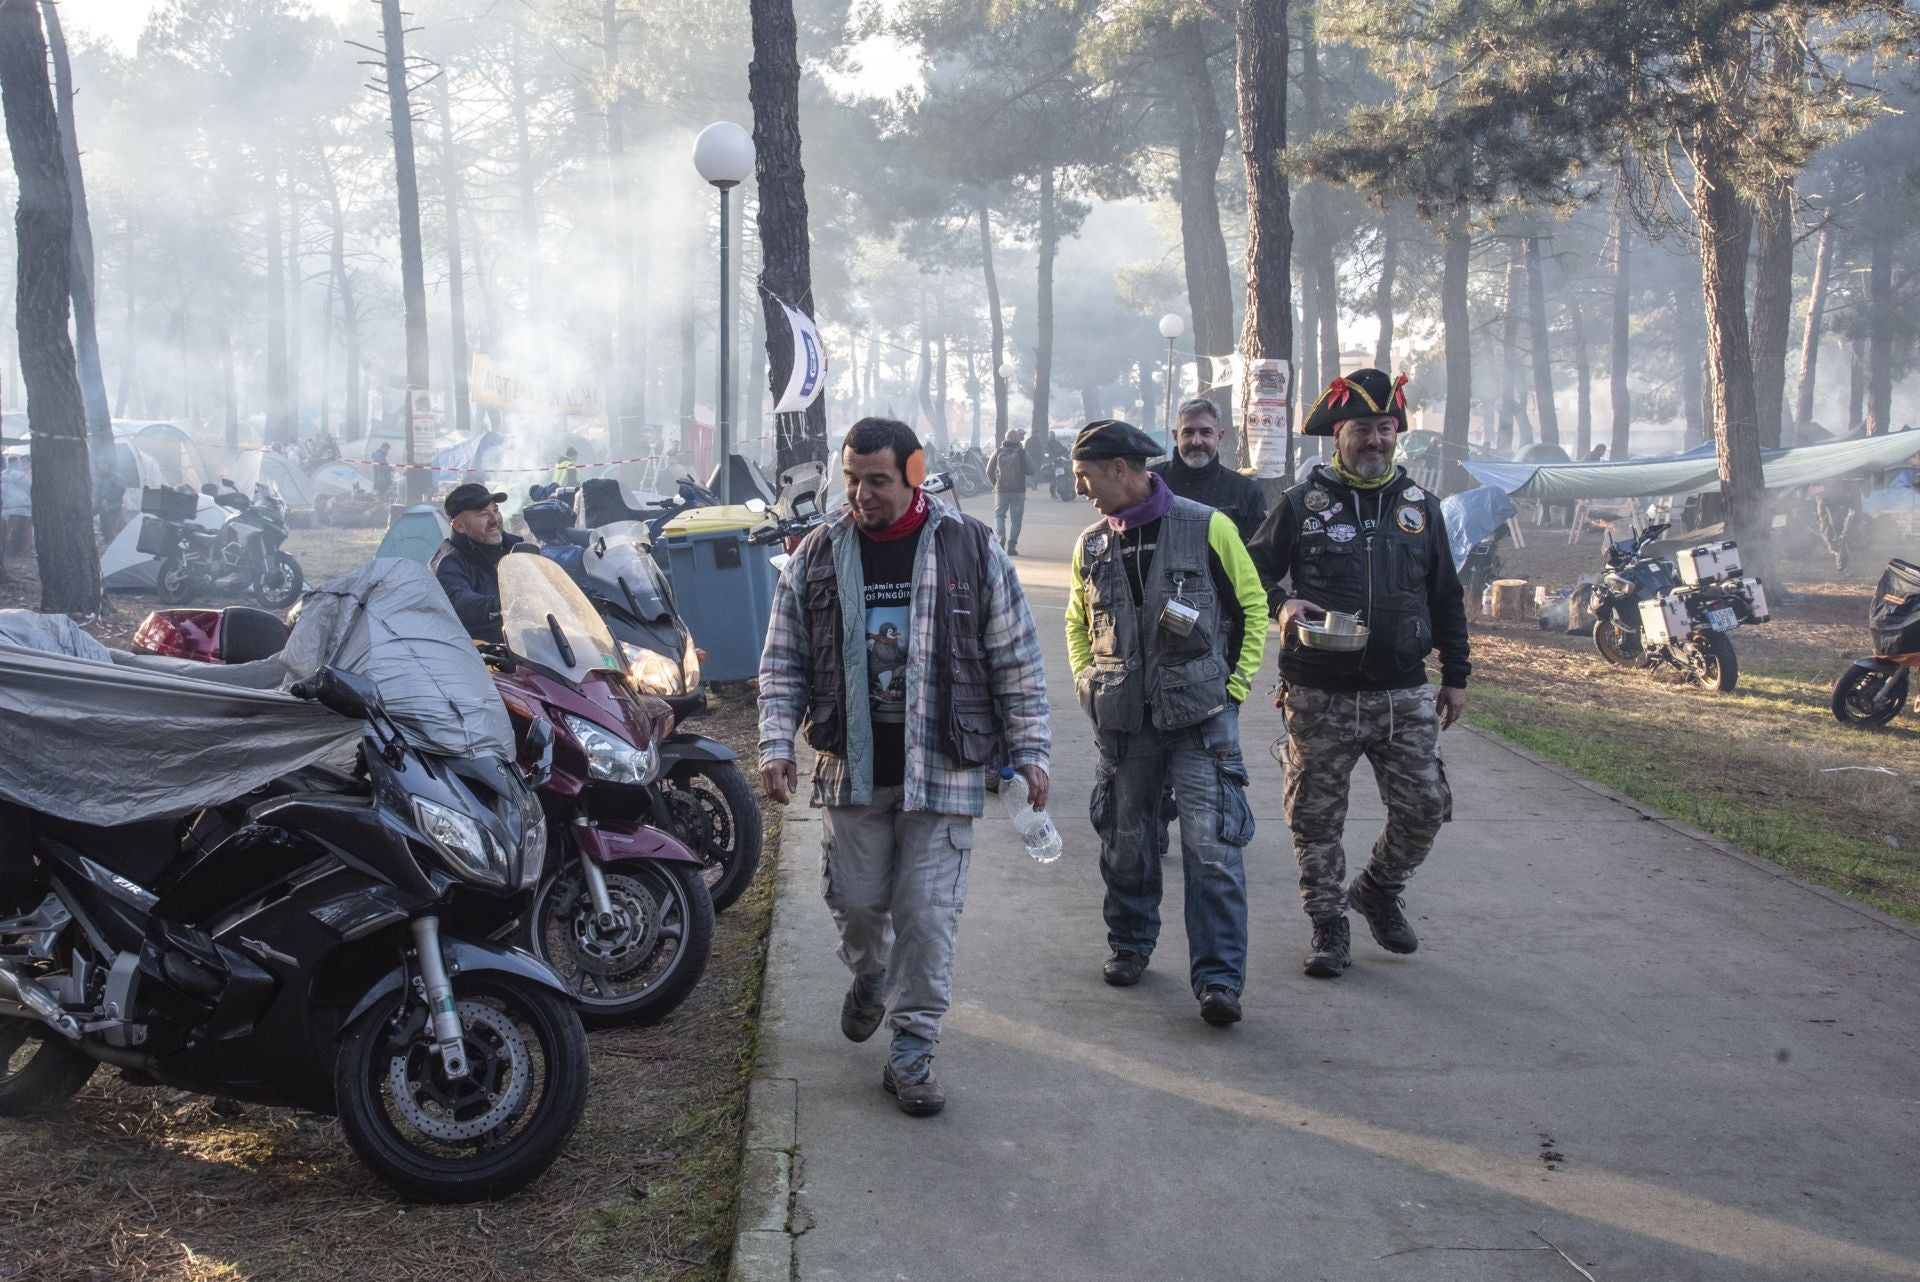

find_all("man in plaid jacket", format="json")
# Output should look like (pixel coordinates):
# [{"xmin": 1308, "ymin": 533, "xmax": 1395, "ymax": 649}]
[{"xmin": 759, "ymin": 418, "xmax": 1051, "ymax": 1117}]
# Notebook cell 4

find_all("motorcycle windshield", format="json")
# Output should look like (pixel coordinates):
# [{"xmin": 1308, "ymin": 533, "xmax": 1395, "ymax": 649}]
[
  {"xmin": 498, "ymin": 554, "xmax": 625, "ymax": 685},
  {"xmin": 582, "ymin": 523, "xmax": 671, "ymax": 622}
]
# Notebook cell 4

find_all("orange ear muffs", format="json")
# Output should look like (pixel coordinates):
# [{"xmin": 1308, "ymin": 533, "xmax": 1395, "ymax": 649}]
[{"xmin": 904, "ymin": 447, "xmax": 926, "ymax": 488}]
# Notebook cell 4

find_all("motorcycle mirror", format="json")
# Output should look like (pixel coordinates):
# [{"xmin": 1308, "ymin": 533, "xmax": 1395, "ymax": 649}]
[
  {"xmin": 744, "ymin": 498, "xmax": 769, "ymax": 515},
  {"xmin": 523, "ymin": 717, "xmax": 555, "ymax": 787},
  {"xmin": 301, "ymin": 665, "xmax": 379, "ymax": 721},
  {"xmin": 923, "ymin": 473, "xmax": 953, "ymax": 494},
  {"xmin": 509, "ymin": 542, "xmax": 543, "ymax": 555}
]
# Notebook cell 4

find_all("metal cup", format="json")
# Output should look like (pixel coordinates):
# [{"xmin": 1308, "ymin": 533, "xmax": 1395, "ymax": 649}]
[
  {"xmin": 1320, "ymin": 610, "xmax": 1362, "ymax": 636},
  {"xmin": 1159, "ymin": 598, "xmax": 1201, "ymax": 637}
]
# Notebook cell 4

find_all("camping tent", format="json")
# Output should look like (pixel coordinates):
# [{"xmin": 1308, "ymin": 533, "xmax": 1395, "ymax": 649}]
[
  {"xmin": 1461, "ymin": 429, "xmax": 1920, "ymax": 503},
  {"xmin": 375, "ymin": 504, "xmax": 451, "ymax": 564}
]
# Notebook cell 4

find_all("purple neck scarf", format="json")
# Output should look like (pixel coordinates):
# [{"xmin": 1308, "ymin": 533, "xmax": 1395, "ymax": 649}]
[{"xmin": 1106, "ymin": 472, "xmax": 1175, "ymax": 532}]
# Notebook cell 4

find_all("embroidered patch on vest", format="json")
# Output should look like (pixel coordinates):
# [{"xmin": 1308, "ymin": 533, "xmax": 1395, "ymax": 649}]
[
  {"xmin": 1301, "ymin": 517, "xmax": 1323, "ymax": 534},
  {"xmin": 1086, "ymin": 532, "xmax": 1109, "ymax": 557},
  {"xmin": 1395, "ymin": 506, "xmax": 1428, "ymax": 534},
  {"xmin": 1327, "ymin": 523, "xmax": 1357, "ymax": 543},
  {"xmin": 1304, "ymin": 488, "xmax": 1331, "ymax": 513},
  {"xmin": 1404, "ymin": 484, "xmax": 1426, "ymax": 503}
]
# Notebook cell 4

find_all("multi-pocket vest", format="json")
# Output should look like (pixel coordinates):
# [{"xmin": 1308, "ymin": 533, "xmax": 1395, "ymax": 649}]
[
  {"xmin": 798, "ymin": 515, "xmax": 998, "ymax": 767},
  {"xmin": 1075, "ymin": 497, "xmax": 1231, "ymax": 733}
]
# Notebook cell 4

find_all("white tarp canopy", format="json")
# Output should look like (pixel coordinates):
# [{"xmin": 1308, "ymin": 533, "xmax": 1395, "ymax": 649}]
[
  {"xmin": 0, "ymin": 558, "xmax": 510, "ymax": 826},
  {"xmin": 1461, "ymin": 429, "xmax": 1920, "ymax": 503}
]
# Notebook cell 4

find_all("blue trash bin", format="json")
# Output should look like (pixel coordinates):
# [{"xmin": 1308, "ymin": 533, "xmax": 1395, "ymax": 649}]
[{"xmin": 658, "ymin": 527, "xmax": 781, "ymax": 685}]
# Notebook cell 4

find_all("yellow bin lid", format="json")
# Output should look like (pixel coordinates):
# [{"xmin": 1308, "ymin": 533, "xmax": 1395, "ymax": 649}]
[{"xmin": 659, "ymin": 503, "xmax": 767, "ymax": 538}]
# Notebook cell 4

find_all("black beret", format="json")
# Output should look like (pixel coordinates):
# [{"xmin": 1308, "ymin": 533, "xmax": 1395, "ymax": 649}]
[
  {"xmin": 1071, "ymin": 419, "xmax": 1165, "ymax": 461},
  {"xmin": 1302, "ymin": 368, "xmax": 1409, "ymax": 437}
]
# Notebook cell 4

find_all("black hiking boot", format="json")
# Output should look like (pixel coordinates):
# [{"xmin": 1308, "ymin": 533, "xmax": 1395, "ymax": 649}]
[
  {"xmin": 1348, "ymin": 873, "xmax": 1420, "ymax": 955},
  {"xmin": 1303, "ymin": 916, "xmax": 1351, "ymax": 978},
  {"xmin": 840, "ymin": 973, "xmax": 886, "ymax": 1042},
  {"xmin": 1103, "ymin": 950, "xmax": 1148, "ymax": 987},
  {"xmin": 1199, "ymin": 986, "xmax": 1243, "ymax": 1026}
]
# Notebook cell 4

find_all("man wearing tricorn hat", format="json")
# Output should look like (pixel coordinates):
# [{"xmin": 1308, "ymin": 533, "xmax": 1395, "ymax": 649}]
[
  {"xmin": 1065, "ymin": 419, "xmax": 1268, "ymax": 1026},
  {"xmin": 1247, "ymin": 369, "xmax": 1470, "ymax": 979}
]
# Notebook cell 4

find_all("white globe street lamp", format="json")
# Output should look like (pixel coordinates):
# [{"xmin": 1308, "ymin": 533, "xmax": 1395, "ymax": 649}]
[
  {"xmin": 693, "ymin": 123, "xmax": 756, "ymax": 503},
  {"xmin": 1158, "ymin": 314, "xmax": 1185, "ymax": 451}
]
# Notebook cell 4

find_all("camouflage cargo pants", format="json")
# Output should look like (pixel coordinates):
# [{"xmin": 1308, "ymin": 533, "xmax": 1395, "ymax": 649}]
[{"xmin": 1278, "ymin": 683, "xmax": 1453, "ymax": 921}]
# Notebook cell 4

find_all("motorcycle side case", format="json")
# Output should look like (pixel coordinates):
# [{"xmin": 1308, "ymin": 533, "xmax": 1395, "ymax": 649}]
[
  {"xmin": 1638, "ymin": 593, "xmax": 1691, "ymax": 647},
  {"xmin": 572, "ymin": 821, "xmax": 702, "ymax": 868},
  {"xmin": 1739, "ymin": 577, "xmax": 1770, "ymax": 624}
]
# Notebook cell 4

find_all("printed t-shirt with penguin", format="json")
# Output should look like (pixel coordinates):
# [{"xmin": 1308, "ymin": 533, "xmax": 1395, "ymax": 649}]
[{"xmin": 859, "ymin": 533, "xmax": 916, "ymax": 788}]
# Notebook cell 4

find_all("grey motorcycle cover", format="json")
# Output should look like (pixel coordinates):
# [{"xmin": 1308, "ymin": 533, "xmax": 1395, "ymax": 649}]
[{"xmin": 0, "ymin": 558, "xmax": 511, "ymax": 826}]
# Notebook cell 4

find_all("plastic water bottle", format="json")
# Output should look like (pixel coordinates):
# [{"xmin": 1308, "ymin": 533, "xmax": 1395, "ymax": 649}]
[{"xmin": 999, "ymin": 767, "xmax": 1063, "ymax": 864}]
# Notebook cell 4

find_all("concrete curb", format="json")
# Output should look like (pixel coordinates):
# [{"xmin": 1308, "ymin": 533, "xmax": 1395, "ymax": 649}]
[
  {"xmin": 1461, "ymin": 722, "xmax": 1920, "ymax": 942},
  {"xmin": 728, "ymin": 798, "xmax": 815, "ymax": 1282}
]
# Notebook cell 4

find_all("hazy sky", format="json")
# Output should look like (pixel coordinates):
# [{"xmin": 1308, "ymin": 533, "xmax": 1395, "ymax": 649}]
[{"xmin": 73, "ymin": 0, "xmax": 358, "ymax": 52}]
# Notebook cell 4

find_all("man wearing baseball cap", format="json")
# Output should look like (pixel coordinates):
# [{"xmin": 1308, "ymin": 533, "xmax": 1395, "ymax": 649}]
[
  {"xmin": 430, "ymin": 482, "xmax": 525, "ymax": 643},
  {"xmin": 1247, "ymin": 368, "xmax": 1469, "ymax": 980}
]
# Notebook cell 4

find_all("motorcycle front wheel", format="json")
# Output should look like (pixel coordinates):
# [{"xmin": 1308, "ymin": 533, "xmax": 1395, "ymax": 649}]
[
  {"xmin": 1685, "ymin": 630, "xmax": 1739, "ymax": 693},
  {"xmin": 156, "ymin": 556, "xmax": 198, "ymax": 605},
  {"xmin": 0, "ymin": 1018, "xmax": 96, "ymax": 1116},
  {"xmin": 661, "ymin": 760, "xmax": 764, "ymax": 911},
  {"xmin": 335, "ymin": 972, "xmax": 587, "ymax": 1203},
  {"xmin": 1592, "ymin": 616, "xmax": 1645, "ymax": 667},
  {"xmin": 1831, "ymin": 666, "xmax": 1909, "ymax": 727},
  {"xmin": 523, "ymin": 858, "xmax": 714, "ymax": 1027},
  {"xmin": 254, "ymin": 552, "xmax": 304, "ymax": 609}
]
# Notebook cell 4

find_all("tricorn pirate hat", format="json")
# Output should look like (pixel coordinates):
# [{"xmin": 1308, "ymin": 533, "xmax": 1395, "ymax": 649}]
[{"xmin": 1301, "ymin": 367, "xmax": 1410, "ymax": 437}]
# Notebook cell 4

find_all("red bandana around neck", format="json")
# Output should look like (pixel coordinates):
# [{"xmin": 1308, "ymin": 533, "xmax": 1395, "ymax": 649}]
[{"xmin": 860, "ymin": 489, "xmax": 928, "ymax": 543}]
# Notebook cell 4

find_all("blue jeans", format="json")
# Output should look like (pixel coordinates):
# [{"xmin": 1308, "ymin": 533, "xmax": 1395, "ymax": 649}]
[
  {"xmin": 1091, "ymin": 705, "xmax": 1254, "ymax": 995},
  {"xmin": 993, "ymin": 490, "xmax": 1025, "ymax": 548}
]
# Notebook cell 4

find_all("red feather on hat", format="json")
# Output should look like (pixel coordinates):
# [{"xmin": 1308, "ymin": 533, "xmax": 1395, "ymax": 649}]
[
  {"xmin": 1325, "ymin": 378, "xmax": 1350, "ymax": 410},
  {"xmin": 1391, "ymin": 373, "xmax": 1408, "ymax": 411}
]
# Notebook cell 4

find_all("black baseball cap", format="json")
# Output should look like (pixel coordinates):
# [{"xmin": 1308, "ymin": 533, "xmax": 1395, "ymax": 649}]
[{"xmin": 444, "ymin": 482, "xmax": 507, "ymax": 517}]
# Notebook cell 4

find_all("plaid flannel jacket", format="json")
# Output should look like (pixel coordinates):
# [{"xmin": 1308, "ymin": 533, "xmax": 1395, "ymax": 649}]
[{"xmin": 757, "ymin": 497, "xmax": 1050, "ymax": 817}]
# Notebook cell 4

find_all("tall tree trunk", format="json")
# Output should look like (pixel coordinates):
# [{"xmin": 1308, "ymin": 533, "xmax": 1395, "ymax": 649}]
[
  {"xmin": 320, "ymin": 148, "xmax": 361, "ymax": 438},
  {"xmin": 1866, "ymin": 192, "xmax": 1894, "ymax": 437},
  {"xmin": 964, "ymin": 339, "xmax": 981, "ymax": 449},
  {"xmin": 1030, "ymin": 164, "xmax": 1057, "ymax": 439},
  {"xmin": 1610, "ymin": 197, "xmax": 1632, "ymax": 461},
  {"xmin": 1847, "ymin": 338, "xmax": 1864, "ymax": 433},
  {"xmin": 1137, "ymin": 356, "xmax": 1155, "ymax": 436},
  {"xmin": 1524, "ymin": 235, "xmax": 1559, "ymax": 446},
  {"xmin": 40, "ymin": 0, "xmax": 107, "ymax": 457},
  {"xmin": 113, "ymin": 213, "xmax": 134, "ymax": 417},
  {"xmin": 1498, "ymin": 252, "xmax": 1521, "ymax": 452},
  {"xmin": 602, "ymin": 0, "xmax": 639, "ymax": 457},
  {"xmin": 1792, "ymin": 204, "xmax": 1834, "ymax": 443},
  {"xmin": 1235, "ymin": 0, "xmax": 1291, "ymax": 477},
  {"xmin": 1296, "ymin": 191, "xmax": 1320, "ymax": 402},
  {"xmin": 319, "ymin": 241, "xmax": 333, "ymax": 438},
  {"xmin": 1173, "ymin": 18, "xmax": 1235, "ymax": 434},
  {"xmin": 750, "ymin": 0, "xmax": 829, "ymax": 473},
  {"xmin": 1569, "ymin": 295, "xmax": 1591, "ymax": 458},
  {"xmin": 1300, "ymin": 11, "xmax": 1338, "ymax": 391},
  {"xmin": 215, "ymin": 301, "xmax": 238, "ymax": 446},
  {"xmin": 1372, "ymin": 219, "xmax": 1396, "ymax": 370},
  {"xmin": 916, "ymin": 297, "xmax": 934, "ymax": 441},
  {"xmin": 1441, "ymin": 213, "xmax": 1471, "ymax": 492},
  {"xmin": 381, "ymin": 0, "xmax": 430, "ymax": 494},
  {"xmin": 436, "ymin": 75, "xmax": 471, "ymax": 438},
  {"xmin": 510, "ymin": 20, "xmax": 540, "ymax": 310},
  {"xmin": 978, "ymin": 198, "xmax": 1007, "ymax": 442},
  {"xmin": 0, "ymin": 0, "xmax": 96, "ymax": 610},
  {"xmin": 264, "ymin": 144, "xmax": 290, "ymax": 445},
  {"xmin": 1675, "ymin": 282, "xmax": 1706, "ymax": 447},
  {"xmin": 1749, "ymin": 176, "xmax": 1794, "ymax": 448},
  {"xmin": 1696, "ymin": 154, "xmax": 1769, "ymax": 576},
  {"xmin": 678, "ymin": 305, "xmax": 696, "ymax": 425},
  {"xmin": 934, "ymin": 329, "xmax": 949, "ymax": 445},
  {"xmin": 288, "ymin": 177, "xmax": 303, "ymax": 435}
]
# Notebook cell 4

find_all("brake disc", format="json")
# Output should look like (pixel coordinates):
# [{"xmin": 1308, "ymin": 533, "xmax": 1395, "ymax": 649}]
[
  {"xmin": 386, "ymin": 999, "xmax": 532, "ymax": 1142},
  {"xmin": 561, "ymin": 871, "xmax": 663, "ymax": 977}
]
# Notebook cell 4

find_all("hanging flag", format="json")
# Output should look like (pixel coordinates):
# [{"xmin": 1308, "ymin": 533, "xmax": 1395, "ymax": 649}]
[
  {"xmin": 1204, "ymin": 353, "xmax": 1241, "ymax": 391},
  {"xmin": 773, "ymin": 301, "xmax": 829, "ymax": 414}
]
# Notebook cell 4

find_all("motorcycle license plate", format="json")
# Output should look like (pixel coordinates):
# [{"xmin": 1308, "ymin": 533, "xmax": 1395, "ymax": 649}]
[{"xmin": 1707, "ymin": 607, "xmax": 1738, "ymax": 632}]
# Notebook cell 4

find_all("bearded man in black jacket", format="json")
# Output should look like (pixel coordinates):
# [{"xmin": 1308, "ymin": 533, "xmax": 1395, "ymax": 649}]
[{"xmin": 1150, "ymin": 397, "xmax": 1268, "ymax": 542}]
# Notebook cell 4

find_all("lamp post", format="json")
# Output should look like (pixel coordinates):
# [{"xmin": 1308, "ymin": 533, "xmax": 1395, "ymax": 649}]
[
  {"xmin": 693, "ymin": 122, "xmax": 756, "ymax": 504},
  {"xmin": 1158, "ymin": 314, "xmax": 1185, "ymax": 453}
]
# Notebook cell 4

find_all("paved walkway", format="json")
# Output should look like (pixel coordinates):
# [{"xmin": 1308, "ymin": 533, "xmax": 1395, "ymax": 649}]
[{"xmin": 732, "ymin": 492, "xmax": 1920, "ymax": 1282}]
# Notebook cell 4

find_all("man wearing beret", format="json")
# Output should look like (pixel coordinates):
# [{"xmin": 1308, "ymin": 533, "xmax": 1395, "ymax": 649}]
[
  {"xmin": 1246, "ymin": 369, "xmax": 1469, "ymax": 979},
  {"xmin": 1065, "ymin": 419, "xmax": 1268, "ymax": 1026},
  {"xmin": 430, "ymin": 482, "xmax": 526, "ymax": 643}
]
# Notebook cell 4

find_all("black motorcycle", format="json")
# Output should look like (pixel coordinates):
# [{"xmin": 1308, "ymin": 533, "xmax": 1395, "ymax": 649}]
[
  {"xmin": 0, "ymin": 667, "xmax": 588, "ymax": 1203},
  {"xmin": 522, "ymin": 490, "xmax": 764, "ymax": 912},
  {"xmin": 145, "ymin": 484, "xmax": 304, "ymax": 609},
  {"xmin": 1047, "ymin": 454, "xmax": 1075, "ymax": 501},
  {"xmin": 1590, "ymin": 521, "xmax": 1768, "ymax": 693}
]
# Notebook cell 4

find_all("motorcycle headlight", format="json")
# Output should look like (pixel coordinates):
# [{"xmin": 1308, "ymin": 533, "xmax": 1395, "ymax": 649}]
[
  {"xmin": 562, "ymin": 712, "xmax": 659, "ymax": 785},
  {"xmin": 412, "ymin": 797, "xmax": 511, "ymax": 889},
  {"xmin": 681, "ymin": 632, "xmax": 701, "ymax": 691},
  {"xmin": 517, "ymin": 793, "xmax": 548, "ymax": 890},
  {"xmin": 620, "ymin": 640, "xmax": 685, "ymax": 696}
]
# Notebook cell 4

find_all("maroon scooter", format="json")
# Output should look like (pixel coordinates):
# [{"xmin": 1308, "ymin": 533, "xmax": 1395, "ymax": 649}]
[{"xmin": 131, "ymin": 554, "xmax": 714, "ymax": 1028}]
